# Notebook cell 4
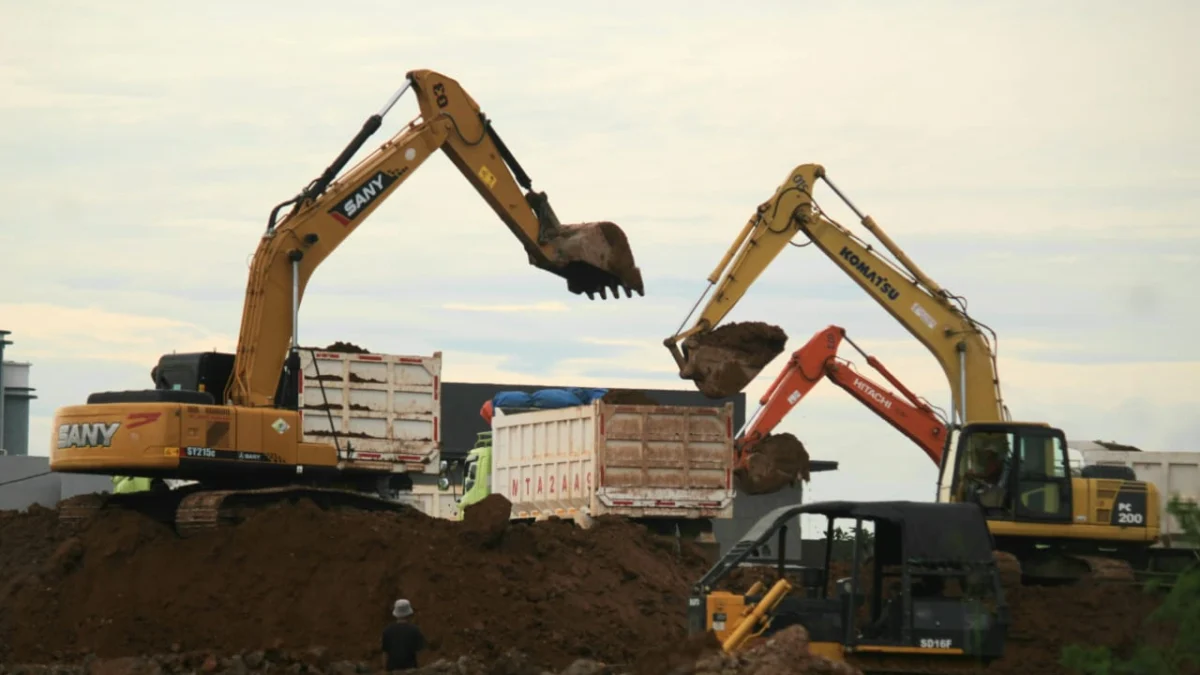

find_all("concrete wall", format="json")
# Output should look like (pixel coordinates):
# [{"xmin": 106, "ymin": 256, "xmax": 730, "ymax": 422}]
[{"xmin": 0, "ymin": 456, "xmax": 112, "ymax": 512}]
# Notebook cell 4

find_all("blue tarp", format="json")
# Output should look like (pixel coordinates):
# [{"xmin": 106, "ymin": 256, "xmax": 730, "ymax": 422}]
[{"xmin": 492, "ymin": 387, "xmax": 609, "ymax": 410}]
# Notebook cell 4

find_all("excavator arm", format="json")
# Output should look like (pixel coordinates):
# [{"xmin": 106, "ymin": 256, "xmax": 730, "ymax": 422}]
[
  {"xmin": 665, "ymin": 163, "xmax": 1004, "ymax": 425},
  {"xmin": 227, "ymin": 69, "xmax": 644, "ymax": 407},
  {"xmin": 736, "ymin": 325, "xmax": 947, "ymax": 491}
]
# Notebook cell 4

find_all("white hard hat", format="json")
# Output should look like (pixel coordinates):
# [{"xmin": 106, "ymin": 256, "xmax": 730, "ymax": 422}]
[{"xmin": 392, "ymin": 599, "xmax": 413, "ymax": 619}]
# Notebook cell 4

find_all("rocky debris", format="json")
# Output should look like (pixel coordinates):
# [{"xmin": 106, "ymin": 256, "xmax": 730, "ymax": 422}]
[
  {"xmin": 600, "ymin": 389, "xmax": 659, "ymax": 406},
  {"xmin": 690, "ymin": 626, "xmax": 862, "ymax": 674},
  {"xmin": 683, "ymin": 323, "xmax": 788, "ymax": 399},
  {"xmin": 0, "ymin": 626, "xmax": 855, "ymax": 674},
  {"xmin": 735, "ymin": 433, "xmax": 811, "ymax": 495},
  {"xmin": 322, "ymin": 342, "xmax": 371, "ymax": 354}
]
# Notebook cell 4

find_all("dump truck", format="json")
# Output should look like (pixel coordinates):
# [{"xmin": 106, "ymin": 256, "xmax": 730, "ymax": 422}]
[{"xmin": 456, "ymin": 398, "xmax": 737, "ymax": 545}]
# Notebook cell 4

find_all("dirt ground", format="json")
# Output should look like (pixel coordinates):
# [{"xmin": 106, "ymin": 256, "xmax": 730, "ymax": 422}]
[
  {"xmin": 0, "ymin": 496, "xmax": 711, "ymax": 670},
  {"xmin": 0, "ymin": 498, "xmax": 1179, "ymax": 674}
]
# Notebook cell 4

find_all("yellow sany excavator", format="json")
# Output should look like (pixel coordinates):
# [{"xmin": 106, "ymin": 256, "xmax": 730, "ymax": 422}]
[
  {"xmin": 665, "ymin": 162, "xmax": 1189, "ymax": 585},
  {"xmin": 50, "ymin": 69, "xmax": 644, "ymax": 534}
]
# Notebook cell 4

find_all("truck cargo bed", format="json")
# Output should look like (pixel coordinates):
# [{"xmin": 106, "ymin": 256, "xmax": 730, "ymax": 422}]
[
  {"xmin": 491, "ymin": 401, "xmax": 735, "ymax": 521},
  {"xmin": 299, "ymin": 348, "xmax": 442, "ymax": 475}
]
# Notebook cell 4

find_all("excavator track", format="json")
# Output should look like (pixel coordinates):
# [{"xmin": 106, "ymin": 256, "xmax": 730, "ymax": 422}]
[
  {"xmin": 173, "ymin": 485, "xmax": 410, "ymax": 537},
  {"xmin": 57, "ymin": 485, "xmax": 410, "ymax": 537},
  {"xmin": 1074, "ymin": 555, "xmax": 1136, "ymax": 584},
  {"xmin": 993, "ymin": 549, "xmax": 1139, "ymax": 588}
]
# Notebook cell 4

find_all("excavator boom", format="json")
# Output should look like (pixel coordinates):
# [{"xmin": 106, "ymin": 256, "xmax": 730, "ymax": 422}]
[
  {"xmin": 229, "ymin": 69, "xmax": 644, "ymax": 406},
  {"xmin": 733, "ymin": 325, "xmax": 946, "ymax": 493},
  {"xmin": 665, "ymin": 164, "xmax": 1003, "ymax": 427}
]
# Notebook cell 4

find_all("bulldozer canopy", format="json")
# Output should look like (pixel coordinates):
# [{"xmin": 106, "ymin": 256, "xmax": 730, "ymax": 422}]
[{"xmin": 739, "ymin": 500, "xmax": 996, "ymax": 564}]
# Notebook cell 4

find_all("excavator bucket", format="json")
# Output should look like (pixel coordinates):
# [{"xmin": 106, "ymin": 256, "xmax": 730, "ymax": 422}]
[
  {"xmin": 546, "ymin": 220, "xmax": 645, "ymax": 299},
  {"xmin": 735, "ymin": 432, "xmax": 811, "ymax": 495},
  {"xmin": 680, "ymin": 322, "xmax": 788, "ymax": 399}
]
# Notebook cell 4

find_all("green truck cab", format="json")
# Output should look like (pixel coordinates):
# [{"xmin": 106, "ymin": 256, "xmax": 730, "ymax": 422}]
[{"xmin": 453, "ymin": 431, "xmax": 493, "ymax": 519}]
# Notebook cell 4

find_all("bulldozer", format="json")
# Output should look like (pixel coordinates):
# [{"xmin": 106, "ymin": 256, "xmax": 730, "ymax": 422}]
[
  {"xmin": 691, "ymin": 500, "xmax": 1010, "ymax": 673},
  {"xmin": 50, "ymin": 68, "xmax": 644, "ymax": 534}
]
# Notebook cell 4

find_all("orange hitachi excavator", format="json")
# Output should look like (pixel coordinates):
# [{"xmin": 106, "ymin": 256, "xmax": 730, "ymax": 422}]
[{"xmin": 738, "ymin": 324, "xmax": 947, "ymax": 475}]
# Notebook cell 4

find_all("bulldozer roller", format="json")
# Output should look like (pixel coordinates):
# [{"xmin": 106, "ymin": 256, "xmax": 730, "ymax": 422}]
[
  {"xmin": 546, "ymin": 220, "xmax": 645, "ymax": 300},
  {"xmin": 677, "ymin": 322, "xmax": 788, "ymax": 399}
]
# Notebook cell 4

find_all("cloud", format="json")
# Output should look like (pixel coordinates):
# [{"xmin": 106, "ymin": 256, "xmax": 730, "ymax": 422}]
[
  {"xmin": 0, "ymin": 303, "xmax": 234, "ymax": 366},
  {"xmin": 441, "ymin": 301, "xmax": 570, "ymax": 313},
  {"xmin": 3, "ymin": 1, "xmax": 1198, "ymax": 512}
]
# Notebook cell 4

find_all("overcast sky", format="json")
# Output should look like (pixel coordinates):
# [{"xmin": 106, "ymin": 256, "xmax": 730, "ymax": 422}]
[{"xmin": 2, "ymin": 1, "xmax": 1198, "ymax": 514}]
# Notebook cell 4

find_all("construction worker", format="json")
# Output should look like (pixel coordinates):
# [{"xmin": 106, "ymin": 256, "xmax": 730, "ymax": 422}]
[{"xmin": 381, "ymin": 599, "xmax": 425, "ymax": 671}]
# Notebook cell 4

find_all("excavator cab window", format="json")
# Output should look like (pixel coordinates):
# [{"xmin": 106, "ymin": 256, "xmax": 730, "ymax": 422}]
[
  {"xmin": 1012, "ymin": 430, "xmax": 1072, "ymax": 523},
  {"xmin": 953, "ymin": 425, "xmax": 1072, "ymax": 524}
]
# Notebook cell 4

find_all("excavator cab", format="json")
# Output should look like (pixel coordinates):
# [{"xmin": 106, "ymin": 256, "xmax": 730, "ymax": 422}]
[{"xmin": 690, "ymin": 500, "xmax": 1009, "ymax": 673}]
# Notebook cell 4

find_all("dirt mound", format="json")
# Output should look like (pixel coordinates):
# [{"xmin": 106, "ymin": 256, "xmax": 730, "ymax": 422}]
[
  {"xmin": 683, "ymin": 322, "xmax": 788, "ymax": 399},
  {"xmin": 0, "ymin": 498, "xmax": 711, "ymax": 669},
  {"xmin": 735, "ymin": 433, "xmax": 811, "ymax": 495},
  {"xmin": 459, "ymin": 493, "xmax": 511, "ymax": 547},
  {"xmin": 0, "ymin": 504, "xmax": 69, "ymax": 609},
  {"xmin": 988, "ymin": 580, "xmax": 1170, "ymax": 675},
  {"xmin": 601, "ymin": 389, "xmax": 659, "ymax": 406},
  {"xmin": 321, "ymin": 341, "xmax": 370, "ymax": 354}
]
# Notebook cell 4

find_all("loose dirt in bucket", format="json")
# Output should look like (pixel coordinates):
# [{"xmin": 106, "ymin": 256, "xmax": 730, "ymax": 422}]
[
  {"xmin": 735, "ymin": 432, "xmax": 811, "ymax": 495},
  {"xmin": 685, "ymin": 322, "xmax": 788, "ymax": 398},
  {"xmin": 321, "ymin": 341, "xmax": 370, "ymax": 354},
  {"xmin": 601, "ymin": 389, "xmax": 660, "ymax": 405}
]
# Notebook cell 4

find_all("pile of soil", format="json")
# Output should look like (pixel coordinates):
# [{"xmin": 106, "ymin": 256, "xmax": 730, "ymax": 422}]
[
  {"xmin": 0, "ymin": 497, "xmax": 1181, "ymax": 674},
  {"xmin": 601, "ymin": 389, "xmax": 659, "ymax": 406},
  {"xmin": 735, "ymin": 433, "xmax": 811, "ymax": 495},
  {"xmin": 0, "ymin": 496, "xmax": 711, "ymax": 670},
  {"xmin": 322, "ymin": 342, "xmax": 370, "ymax": 354},
  {"xmin": 684, "ymin": 322, "xmax": 788, "ymax": 399},
  {"xmin": 991, "ymin": 580, "xmax": 1171, "ymax": 675}
]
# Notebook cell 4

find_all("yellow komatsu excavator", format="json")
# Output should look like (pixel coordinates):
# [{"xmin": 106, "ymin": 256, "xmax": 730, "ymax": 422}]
[
  {"xmin": 665, "ymin": 162, "xmax": 1187, "ymax": 585},
  {"xmin": 50, "ymin": 69, "xmax": 644, "ymax": 535}
]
